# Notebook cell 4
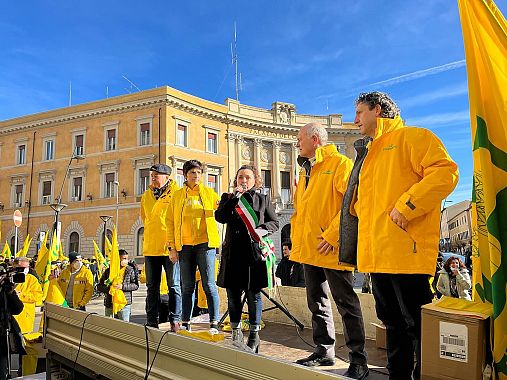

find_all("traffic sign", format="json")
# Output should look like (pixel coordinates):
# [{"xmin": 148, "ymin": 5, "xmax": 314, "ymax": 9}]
[{"xmin": 13, "ymin": 210, "xmax": 22, "ymax": 227}]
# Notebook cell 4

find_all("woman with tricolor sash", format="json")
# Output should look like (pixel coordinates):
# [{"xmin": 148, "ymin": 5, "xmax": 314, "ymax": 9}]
[{"xmin": 216, "ymin": 165, "xmax": 279, "ymax": 353}]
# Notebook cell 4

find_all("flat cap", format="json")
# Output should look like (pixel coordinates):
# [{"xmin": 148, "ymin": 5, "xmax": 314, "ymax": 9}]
[{"xmin": 149, "ymin": 163, "xmax": 172, "ymax": 175}]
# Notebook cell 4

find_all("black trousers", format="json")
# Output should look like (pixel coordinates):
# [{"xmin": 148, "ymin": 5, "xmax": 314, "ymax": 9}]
[
  {"xmin": 303, "ymin": 264, "xmax": 368, "ymax": 364},
  {"xmin": 371, "ymin": 273, "xmax": 433, "ymax": 380}
]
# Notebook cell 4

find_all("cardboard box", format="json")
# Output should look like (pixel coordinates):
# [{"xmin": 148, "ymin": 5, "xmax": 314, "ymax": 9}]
[
  {"xmin": 371, "ymin": 323, "xmax": 386, "ymax": 349},
  {"xmin": 421, "ymin": 302, "xmax": 490, "ymax": 380}
]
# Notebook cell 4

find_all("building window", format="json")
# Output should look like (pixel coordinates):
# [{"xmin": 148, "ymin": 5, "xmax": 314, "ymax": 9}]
[
  {"xmin": 14, "ymin": 185, "xmax": 24, "ymax": 207},
  {"xmin": 136, "ymin": 227, "xmax": 144, "ymax": 256},
  {"xmin": 106, "ymin": 129, "xmax": 116, "ymax": 151},
  {"xmin": 281, "ymin": 171, "xmax": 291, "ymax": 203},
  {"xmin": 44, "ymin": 140, "xmax": 55, "ymax": 161},
  {"xmin": 261, "ymin": 170, "xmax": 272, "ymax": 196},
  {"xmin": 104, "ymin": 173, "xmax": 115, "ymax": 198},
  {"xmin": 207, "ymin": 174, "xmax": 218, "ymax": 193},
  {"xmin": 42, "ymin": 181, "xmax": 52, "ymax": 205},
  {"xmin": 207, "ymin": 132, "xmax": 218, "ymax": 153},
  {"xmin": 17, "ymin": 145, "xmax": 26, "ymax": 165},
  {"xmin": 140, "ymin": 123, "xmax": 150, "ymax": 146},
  {"xmin": 176, "ymin": 124, "xmax": 187, "ymax": 147},
  {"xmin": 139, "ymin": 168, "xmax": 150, "ymax": 195},
  {"xmin": 176, "ymin": 168, "xmax": 185, "ymax": 187},
  {"xmin": 74, "ymin": 134, "xmax": 84, "ymax": 155},
  {"xmin": 72, "ymin": 177, "xmax": 83, "ymax": 201},
  {"xmin": 69, "ymin": 232, "xmax": 80, "ymax": 253}
]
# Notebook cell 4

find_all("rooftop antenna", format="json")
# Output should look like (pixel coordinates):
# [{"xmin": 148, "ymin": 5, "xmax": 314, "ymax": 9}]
[
  {"xmin": 106, "ymin": 86, "xmax": 109, "ymax": 98},
  {"xmin": 122, "ymin": 75, "xmax": 141, "ymax": 92},
  {"xmin": 69, "ymin": 81, "xmax": 72, "ymax": 106},
  {"xmin": 231, "ymin": 22, "xmax": 241, "ymax": 101}
]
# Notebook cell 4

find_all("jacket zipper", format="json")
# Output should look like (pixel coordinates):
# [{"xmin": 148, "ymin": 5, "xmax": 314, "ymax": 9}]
[{"xmin": 413, "ymin": 241, "xmax": 417, "ymax": 253}]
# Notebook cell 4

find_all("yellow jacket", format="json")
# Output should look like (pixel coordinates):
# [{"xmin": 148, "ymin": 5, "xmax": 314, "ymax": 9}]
[
  {"xmin": 57, "ymin": 266, "xmax": 94, "ymax": 308},
  {"xmin": 355, "ymin": 117, "xmax": 458, "ymax": 275},
  {"xmin": 141, "ymin": 180, "xmax": 179, "ymax": 256},
  {"xmin": 290, "ymin": 144, "xmax": 354, "ymax": 270},
  {"xmin": 167, "ymin": 183, "xmax": 220, "ymax": 252},
  {"xmin": 14, "ymin": 273, "xmax": 43, "ymax": 333}
]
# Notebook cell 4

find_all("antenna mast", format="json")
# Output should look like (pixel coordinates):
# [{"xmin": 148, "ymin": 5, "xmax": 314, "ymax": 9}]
[{"xmin": 231, "ymin": 22, "xmax": 241, "ymax": 101}]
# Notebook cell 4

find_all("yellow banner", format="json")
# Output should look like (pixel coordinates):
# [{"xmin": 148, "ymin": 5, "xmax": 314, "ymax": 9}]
[{"xmin": 458, "ymin": 0, "xmax": 507, "ymax": 377}]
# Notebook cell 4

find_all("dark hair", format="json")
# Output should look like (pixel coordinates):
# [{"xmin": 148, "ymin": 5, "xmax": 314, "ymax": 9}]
[
  {"xmin": 119, "ymin": 249, "xmax": 129, "ymax": 257},
  {"xmin": 233, "ymin": 165, "xmax": 262, "ymax": 189},
  {"xmin": 282, "ymin": 241, "xmax": 292, "ymax": 250},
  {"xmin": 443, "ymin": 256, "xmax": 466, "ymax": 272},
  {"xmin": 355, "ymin": 91, "xmax": 400, "ymax": 119},
  {"xmin": 183, "ymin": 160, "xmax": 203, "ymax": 176}
]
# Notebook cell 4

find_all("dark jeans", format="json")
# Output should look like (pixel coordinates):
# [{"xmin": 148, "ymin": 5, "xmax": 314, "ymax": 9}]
[
  {"xmin": 145, "ymin": 256, "xmax": 181, "ymax": 326},
  {"xmin": 303, "ymin": 264, "xmax": 367, "ymax": 365},
  {"xmin": 0, "ymin": 352, "xmax": 8, "ymax": 380},
  {"xmin": 226, "ymin": 288, "xmax": 262, "ymax": 331},
  {"xmin": 371, "ymin": 273, "xmax": 433, "ymax": 380},
  {"xmin": 179, "ymin": 244, "xmax": 220, "ymax": 323}
]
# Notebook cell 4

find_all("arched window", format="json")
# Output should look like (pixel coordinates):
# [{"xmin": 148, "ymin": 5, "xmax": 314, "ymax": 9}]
[
  {"xmin": 136, "ymin": 227, "xmax": 144, "ymax": 256},
  {"xmin": 69, "ymin": 232, "xmax": 80, "ymax": 253},
  {"xmin": 10, "ymin": 236, "xmax": 19, "ymax": 256}
]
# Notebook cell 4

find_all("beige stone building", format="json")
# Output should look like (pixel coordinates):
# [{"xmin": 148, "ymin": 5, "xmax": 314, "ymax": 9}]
[
  {"xmin": 440, "ymin": 200, "xmax": 472, "ymax": 252},
  {"xmin": 0, "ymin": 86, "xmax": 359, "ymax": 260}
]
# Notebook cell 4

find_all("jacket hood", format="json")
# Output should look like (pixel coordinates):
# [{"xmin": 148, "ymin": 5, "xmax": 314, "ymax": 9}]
[
  {"xmin": 373, "ymin": 116, "xmax": 404, "ymax": 140},
  {"xmin": 315, "ymin": 144, "xmax": 339, "ymax": 163}
]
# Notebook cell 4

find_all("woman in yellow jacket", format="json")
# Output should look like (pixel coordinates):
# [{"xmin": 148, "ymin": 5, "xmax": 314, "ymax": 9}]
[
  {"xmin": 13, "ymin": 257, "xmax": 43, "ymax": 333},
  {"xmin": 167, "ymin": 160, "xmax": 221, "ymax": 333}
]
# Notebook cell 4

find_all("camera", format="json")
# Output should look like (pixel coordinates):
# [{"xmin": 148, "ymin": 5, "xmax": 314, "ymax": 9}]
[{"xmin": 0, "ymin": 264, "xmax": 26, "ymax": 289}]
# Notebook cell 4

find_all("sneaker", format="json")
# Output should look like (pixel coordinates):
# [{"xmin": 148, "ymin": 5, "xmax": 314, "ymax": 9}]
[
  {"xmin": 181, "ymin": 322, "xmax": 191, "ymax": 332},
  {"xmin": 209, "ymin": 327, "xmax": 219, "ymax": 335},
  {"xmin": 295, "ymin": 353, "xmax": 336, "ymax": 367}
]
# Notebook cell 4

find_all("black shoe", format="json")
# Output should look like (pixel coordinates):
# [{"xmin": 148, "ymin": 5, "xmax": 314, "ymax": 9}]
[
  {"xmin": 343, "ymin": 363, "xmax": 369, "ymax": 379},
  {"xmin": 146, "ymin": 322, "xmax": 159, "ymax": 329},
  {"xmin": 296, "ymin": 353, "xmax": 336, "ymax": 367},
  {"xmin": 246, "ymin": 331, "xmax": 260, "ymax": 353}
]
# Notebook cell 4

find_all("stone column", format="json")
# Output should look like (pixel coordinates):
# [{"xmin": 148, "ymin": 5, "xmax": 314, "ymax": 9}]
[
  {"xmin": 235, "ymin": 136, "xmax": 243, "ymax": 180},
  {"xmin": 272, "ymin": 141, "xmax": 281, "ymax": 199},
  {"xmin": 254, "ymin": 138, "xmax": 262, "ymax": 173},
  {"xmin": 202, "ymin": 162, "xmax": 208, "ymax": 186},
  {"xmin": 169, "ymin": 155, "xmax": 177, "ymax": 179},
  {"xmin": 291, "ymin": 142, "xmax": 298, "ymax": 189}
]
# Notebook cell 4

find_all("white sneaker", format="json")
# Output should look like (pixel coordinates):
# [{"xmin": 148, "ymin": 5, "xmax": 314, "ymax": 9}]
[{"xmin": 209, "ymin": 327, "xmax": 219, "ymax": 334}]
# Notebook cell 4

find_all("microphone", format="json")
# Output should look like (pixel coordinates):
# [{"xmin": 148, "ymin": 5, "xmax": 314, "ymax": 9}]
[{"xmin": 234, "ymin": 184, "xmax": 247, "ymax": 198}]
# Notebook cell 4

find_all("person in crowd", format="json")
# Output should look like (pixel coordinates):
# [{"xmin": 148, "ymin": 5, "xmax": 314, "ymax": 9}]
[
  {"xmin": 216, "ymin": 165, "xmax": 279, "ymax": 353},
  {"xmin": 275, "ymin": 242, "xmax": 305, "ymax": 287},
  {"xmin": 344, "ymin": 91, "xmax": 458, "ymax": 379},
  {"xmin": 0, "ymin": 267, "xmax": 24, "ymax": 380},
  {"xmin": 141, "ymin": 163, "xmax": 181, "ymax": 331},
  {"xmin": 291, "ymin": 123, "xmax": 368, "ymax": 379},
  {"xmin": 436, "ymin": 256, "xmax": 471, "ymax": 300},
  {"xmin": 167, "ymin": 160, "xmax": 221, "ymax": 333},
  {"xmin": 56, "ymin": 252, "xmax": 94, "ymax": 310},
  {"xmin": 97, "ymin": 249, "xmax": 139, "ymax": 321},
  {"xmin": 12, "ymin": 257, "xmax": 43, "ymax": 333},
  {"xmin": 140, "ymin": 265, "xmax": 170, "ymax": 323}
]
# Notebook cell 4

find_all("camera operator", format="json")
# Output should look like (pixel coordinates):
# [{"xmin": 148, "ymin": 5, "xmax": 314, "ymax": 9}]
[{"xmin": 0, "ymin": 265, "xmax": 25, "ymax": 380}]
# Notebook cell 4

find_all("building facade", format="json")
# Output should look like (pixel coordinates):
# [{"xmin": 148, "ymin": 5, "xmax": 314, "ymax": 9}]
[
  {"xmin": 440, "ymin": 200, "xmax": 472, "ymax": 253},
  {"xmin": 0, "ymin": 86, "xmax": 359, "ymax": 260}
]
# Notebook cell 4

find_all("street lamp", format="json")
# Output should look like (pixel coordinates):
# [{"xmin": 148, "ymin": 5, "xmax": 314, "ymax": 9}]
[
  {"xmin": 113, "ymin": 180, "xmax": 120, "ymax": 233},
  {"xmin": 100, "ymin": 215, "xmax": 112, "ymax": 253},
  {"xmin": 440, "ymin": 199, "xmax": 453, "ymax": 252},
  {"xmin": 49, "ymin": 151, "xmax": 85, "ymax": 244}
]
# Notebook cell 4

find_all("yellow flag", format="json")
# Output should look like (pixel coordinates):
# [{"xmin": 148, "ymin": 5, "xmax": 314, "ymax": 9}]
[
  {"xmin": 107, "ymin": 227, "xmax": 126, "ymax": 314},
  {"xmin": 1, "ymin": 242, "xmax": 11, "ymax": 260},
  {"xmin": 93, "ymin": 240, "xmax": 106, "ymax": 277},
  {"xmin": 105, "ymin": 235, "xmax": 112, "ymax": 262},
  {"xmin": 16, "ymin": 234, "xmax": 32, "ymax": 258},
  {"xmin": 458, "ymin": 0, "xmax": 507, "ymax": 377},
  {"xmin": 34, "ymin": 232, "xmax": 51, "ymax": 300}
]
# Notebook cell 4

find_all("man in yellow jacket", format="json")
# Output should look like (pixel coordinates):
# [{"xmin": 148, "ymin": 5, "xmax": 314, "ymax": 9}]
[
  {"xmin": 291, "ymin": 123, "xmax": 368, "ymax": 379},
  {"xmin": 349, "ymin": 92, "xmax": 458, "ymax": 379},
  {"xmin": 56, "ymin": 252, "xmax": 94, "ymax": 310},
  {"xmin": 141, "ymin": 163, "xmax": 181, "ymax": 330}
]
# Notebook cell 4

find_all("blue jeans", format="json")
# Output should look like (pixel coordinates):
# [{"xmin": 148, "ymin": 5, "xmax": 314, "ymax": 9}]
[
  {"xmin": 179, "ymin": 244, "xmax": 220, "ymax": 323},
  {"xmin": 226, "ymin": 288, "xmax": 262, "ymax": 331},
  {"xmin": 145, "ymin": 256, "xmax": 181, "ymax": 326},
  {"xmin": 105, "ymin": 304, "xmax": 132, "ymax": 322}
]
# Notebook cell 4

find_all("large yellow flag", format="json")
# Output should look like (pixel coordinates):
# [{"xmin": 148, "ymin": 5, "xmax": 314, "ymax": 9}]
[
  {"xmin": 16, "ymin": 234, "xmax": 32, "ymax": 258},
  {"xmin": 34, "ymin": 232, "xmax": 51, "ymax": 299},
  {"xmin": 105, "ymin": 235, "xmax": 112, "ymax": 262},
  {"xmin": 1, "ymin": 242, "xmax": 11, "ymax": 260},
  {"xmin": 458, "ymin": 0, "xmax": 507, "ymax": 377},
  {"xmin": 92, "ymin": 240, "xmax": 106, "ymax": 277},
  {"xmin": 106, "ymin": 227, "xmax": 126, "ymax": 314}
]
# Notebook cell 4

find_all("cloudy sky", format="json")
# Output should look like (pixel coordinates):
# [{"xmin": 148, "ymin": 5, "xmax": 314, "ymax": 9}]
[{"xmin": 1, "ymin": 0, "xmax": 506, "ymax": 202}]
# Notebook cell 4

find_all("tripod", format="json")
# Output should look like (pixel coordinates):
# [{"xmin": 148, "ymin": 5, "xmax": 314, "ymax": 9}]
[{"xmin": 218, "ymin": 289, "xmax": 304, "ymax": 330}]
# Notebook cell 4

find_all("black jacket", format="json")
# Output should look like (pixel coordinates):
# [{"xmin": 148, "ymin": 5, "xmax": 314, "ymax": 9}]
[
  {"xmin": 275, "ymin": 257, "xmax": 305, "ymax": 287},
  {"xmin": 97, "ymin": 264, "xmax": 139, "ymax": 308},
  {"xmin": 215, "ymin": 190, "xmax": 279, "ymax": 291},
  {"xmin": 0, "ymin": 287, "xmax": 25, "ymax": 355}
]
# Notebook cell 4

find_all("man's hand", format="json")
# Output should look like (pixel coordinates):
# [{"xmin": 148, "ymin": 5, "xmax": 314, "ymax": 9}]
[
  {"xmin": 389, "ymin": 208, "xmax": 408, "ymax": 230},
  {"xmin": 169, "ymin": 249, "xmax": 179, "ymax": 263},
  {"xmin": 317, "ymin": 235, "xmax": 333, "ymax": 255},
  {"xmin": 113, "ymin": 284, "xmax": 122, "ymax": 289}
]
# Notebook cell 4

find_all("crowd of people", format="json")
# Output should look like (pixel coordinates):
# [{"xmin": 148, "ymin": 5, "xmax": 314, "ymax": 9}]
[{"xmin": 0, "ymin": 91, "xmax": 462, "ymax": 380}]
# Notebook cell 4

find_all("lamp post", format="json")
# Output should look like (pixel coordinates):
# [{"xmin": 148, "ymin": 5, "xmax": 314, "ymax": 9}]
[
  {"xmin": 100, "ymin": 215, "xmax": 112, "ymax": 253},
  {"xmin": 113, "ymin": 180, "xmax": 120, "ymax": 234},
  {"xmin": 440, "ymin": 199, "xmax": 453, "ymax": 252},
  {"xmin": 49, "ymin": 152, "xmax": 85, "ymax": 245}
]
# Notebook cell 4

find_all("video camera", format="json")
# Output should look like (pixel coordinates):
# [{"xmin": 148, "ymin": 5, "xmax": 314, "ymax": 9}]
[{"xmin": 0, "ymin": 263, "xmax": 25, "ymax": 289}]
